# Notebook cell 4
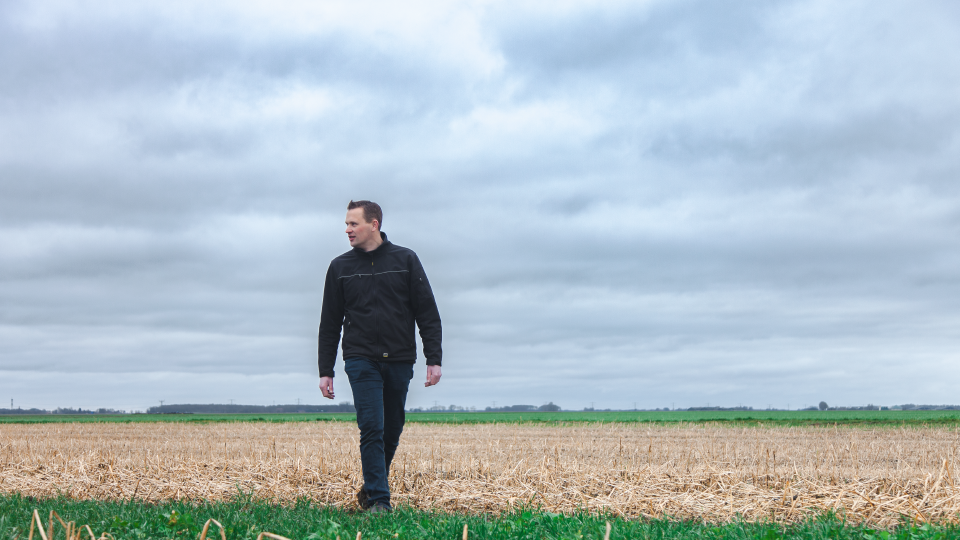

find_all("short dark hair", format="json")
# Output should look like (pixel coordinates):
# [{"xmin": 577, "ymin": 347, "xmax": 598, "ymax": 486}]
[{"xmin": 347, "ymin": 200, "xmax": 383, "ymax": 229}]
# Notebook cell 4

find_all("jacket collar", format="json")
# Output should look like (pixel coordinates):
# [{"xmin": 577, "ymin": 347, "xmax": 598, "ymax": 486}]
[{"xmin": 353, "ymin": 232, "xmax": 390, "ymax": 255}]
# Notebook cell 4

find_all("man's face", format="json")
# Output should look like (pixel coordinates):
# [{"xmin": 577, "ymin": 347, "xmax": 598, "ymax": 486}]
[{"xmin": 345, "ymin": 208, "xmax": 378, "ymax": 248}]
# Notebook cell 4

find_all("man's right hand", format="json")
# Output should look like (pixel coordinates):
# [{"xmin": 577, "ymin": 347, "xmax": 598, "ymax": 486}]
[{"xmin": 319, "ymin": 376, "xmax": 335, "ymax": 399}]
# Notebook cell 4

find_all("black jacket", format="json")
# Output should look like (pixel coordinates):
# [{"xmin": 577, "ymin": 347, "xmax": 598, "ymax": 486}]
[{"xmin": 317, "ymin": 233, "xmax": 442, "ymax": 378}]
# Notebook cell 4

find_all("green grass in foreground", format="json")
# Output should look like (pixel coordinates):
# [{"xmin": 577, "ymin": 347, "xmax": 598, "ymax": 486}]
[
  {"xmin": 3, "ymin": 410, "xmax": 960, "ymax": 426},
  {"xmin": 0, "ymin": 495, "xmax": 956, "ymax": 540}
]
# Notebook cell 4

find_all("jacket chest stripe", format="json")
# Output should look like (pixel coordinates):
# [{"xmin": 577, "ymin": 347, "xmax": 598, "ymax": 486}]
[
  {"xmin": 338, "ymin": 269, "xmax": 409, "ymax": 279},
  {"xmin": 338, "ymin": 273, "xmax": 373, "ymax": 280}
]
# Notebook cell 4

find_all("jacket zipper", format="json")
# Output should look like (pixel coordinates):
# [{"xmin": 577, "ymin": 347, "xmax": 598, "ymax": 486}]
[{"xmin": 373, "ymin": 258, "xmax": 381, "ymax": 358}]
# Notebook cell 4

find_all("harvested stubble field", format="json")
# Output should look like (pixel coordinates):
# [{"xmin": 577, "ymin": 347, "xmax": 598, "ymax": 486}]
[{"xmin": 2, "ymin": 422, "xmax": 959, "ymax": 527}]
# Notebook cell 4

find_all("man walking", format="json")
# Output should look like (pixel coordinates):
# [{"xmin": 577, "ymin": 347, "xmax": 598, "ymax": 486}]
[{"xmin": 318, "ymin": 200, "xmax": 443, "ymax": 513}]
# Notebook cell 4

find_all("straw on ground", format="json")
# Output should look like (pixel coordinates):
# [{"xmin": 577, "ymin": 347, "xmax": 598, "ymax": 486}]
[{"xmin": 2, "ymin": 422, "xmax": 960, "ymax": 526}]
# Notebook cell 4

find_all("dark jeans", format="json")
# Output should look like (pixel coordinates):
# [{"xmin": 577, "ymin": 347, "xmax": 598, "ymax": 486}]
[{"xmin": 343, "ymin": 356, "xmax": 414, "ymax": 508}]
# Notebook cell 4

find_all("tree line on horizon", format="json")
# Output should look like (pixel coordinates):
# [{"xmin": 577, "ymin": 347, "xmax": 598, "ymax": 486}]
[{"xmin": 4, "ymin": 402, "xmax": 960, "ymax": 415}]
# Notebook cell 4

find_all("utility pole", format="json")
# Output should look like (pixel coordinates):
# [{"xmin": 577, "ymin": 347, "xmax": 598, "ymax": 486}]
[
  {"xmin": 159, "ymin": 400, "xmax": 164, "ymax": 408},
  {"xmin": 296, "ymin": 398, "xmax": 301, "ymax": 406},
  {"xmin": 672, "ymin": 402, "xmax": 675, "ymax": 411},
  {"xmin": 229, "ymin": 399, "xmax": 234, "ymax": 405},
  {"xmin": 633, "ymin": 402, "xmax": 637, "ymax": 411}
]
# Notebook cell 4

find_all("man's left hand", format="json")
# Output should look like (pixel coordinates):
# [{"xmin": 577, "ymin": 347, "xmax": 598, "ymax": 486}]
[{"xmin": 425, "ymin": 365, "xmax": 442, "ymax": 387}]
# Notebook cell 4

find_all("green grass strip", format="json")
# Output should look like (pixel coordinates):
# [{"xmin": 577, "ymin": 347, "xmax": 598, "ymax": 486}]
[
  {"xmin": 0, "ymin": 494, "xmax": 956, "ymax": 540},
  {"xmin": 4, "ymin": 410, "xmax": 960, "ymax": 427}
]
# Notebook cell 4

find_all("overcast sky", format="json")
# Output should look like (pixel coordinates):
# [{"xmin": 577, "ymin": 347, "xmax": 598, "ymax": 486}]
[{"xmin": 2, "ymin": 0, "xmax": 959, "ymax": 412}]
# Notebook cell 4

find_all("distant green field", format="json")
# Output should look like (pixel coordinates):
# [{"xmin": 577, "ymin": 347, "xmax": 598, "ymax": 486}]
[
  {"xmin": 3, "ymin": 409, "xmax": 960, "ymax": 426},
  {"xmin": 405, "ymin": 409, "xmax": 960, "ymax": 426}
]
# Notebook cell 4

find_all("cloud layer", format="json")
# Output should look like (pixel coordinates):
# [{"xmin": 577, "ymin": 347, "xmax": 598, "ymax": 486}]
[{"xmin": 2, "ymin": 0, "xmax": 960, "ymax": 411}]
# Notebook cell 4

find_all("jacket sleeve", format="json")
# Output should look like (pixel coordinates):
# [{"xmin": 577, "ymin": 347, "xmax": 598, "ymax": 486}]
[
  {"xmin": 410, "ymin": 254, "xmax": 442, "ymax": 365},
  {"xmin": 317, "ymin": 262, "xmax": 344, "ymax": 378}
]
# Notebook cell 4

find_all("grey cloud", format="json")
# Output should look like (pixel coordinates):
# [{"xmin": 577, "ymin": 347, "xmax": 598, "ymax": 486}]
[
  {"xmin": 491, "ymin": 0, "xmax": 778, "ymax": 87},
  {"xmin": 0, "ymin": 11, "xmax": 459, "ymax": 105},
  {"xmin": 648, "ymin": 106, "xmax": 960, "ymax": 167}
]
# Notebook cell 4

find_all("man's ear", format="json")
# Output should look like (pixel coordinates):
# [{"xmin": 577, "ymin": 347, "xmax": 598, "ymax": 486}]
[{"xmin": 372, "ymin": 220, "xmax": 380, "ymax": 231}]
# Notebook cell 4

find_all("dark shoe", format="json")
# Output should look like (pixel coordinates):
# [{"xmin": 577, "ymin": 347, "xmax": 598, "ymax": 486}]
[
  {"xmin": 366, "ymin": 502, "xmax": 392, "ymax": 514},
  {"xmin": 357, "ymin": 487, "xmax": 371, "ymax": 509}
]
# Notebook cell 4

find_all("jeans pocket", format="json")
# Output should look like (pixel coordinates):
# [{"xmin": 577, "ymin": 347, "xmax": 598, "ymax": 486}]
[{"xmin": 344, "ymin": 357, "xmax": 364, "ymax": 381}]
